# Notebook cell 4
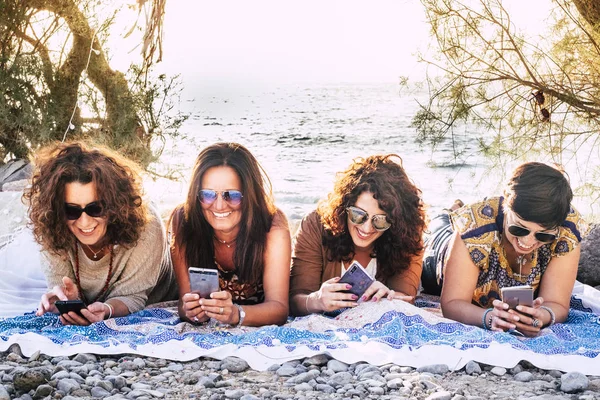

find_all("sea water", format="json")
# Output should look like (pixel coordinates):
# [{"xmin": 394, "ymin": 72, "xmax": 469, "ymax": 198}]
[{"xmin": 146, "ymin": 81, "xmax": 594, "ymax": 223}]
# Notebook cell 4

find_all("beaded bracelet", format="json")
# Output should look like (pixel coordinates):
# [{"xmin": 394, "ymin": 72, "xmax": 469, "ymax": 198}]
[
  {"xmin": 539, "ymin": 305, "xmax": 556, "ymax": 327},
  {"xmin": 103, "ymin": 302, "xmax": 114, "ymax": 319},
  {"xmin": 482, "ymin": 308, "xmax": 493, "ymax": 330}
]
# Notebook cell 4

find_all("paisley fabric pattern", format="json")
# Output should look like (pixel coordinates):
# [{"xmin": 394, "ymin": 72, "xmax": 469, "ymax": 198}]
[
  {"xmin": 1, "ymin": 291, "xmax": 599, "ymax": 375},
  {"xmin": 449, "ymin": 197, "xmax": 587, "ymax": 307}
]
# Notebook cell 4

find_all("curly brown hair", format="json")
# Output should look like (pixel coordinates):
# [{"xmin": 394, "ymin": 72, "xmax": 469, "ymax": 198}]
[
  {"xmin": 23, "ymin": 141, "xmax": 147, "ymax": 255},
  {"xmin": 317, "ymin": 154, "xmax": 426, "ymax": 283}
]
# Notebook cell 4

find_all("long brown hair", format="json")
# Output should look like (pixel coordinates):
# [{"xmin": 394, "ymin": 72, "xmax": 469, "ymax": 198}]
[
  {"xmin": 317, "ymin": 154, "xmax": 426, "ymax": 283},
  {"xmin": 171, "ymin": 142, "xmax": 277, "ymax": 283},
  {"xmin": 24, "ymin": 141, "xmax": 147, "ymax": 255}
]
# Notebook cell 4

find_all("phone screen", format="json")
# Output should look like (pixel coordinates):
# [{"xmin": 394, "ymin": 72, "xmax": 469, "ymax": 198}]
[
  {"xmin": 338, "ymin": 261, "xmax": 374, "ymax": 298},
  {"xmin": 189, "ymin": 267, "xmax": 220, "ymax": 298}
]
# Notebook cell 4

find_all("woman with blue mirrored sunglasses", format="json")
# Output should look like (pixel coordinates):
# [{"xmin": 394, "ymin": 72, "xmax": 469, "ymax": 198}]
[{"xmin": 170, "ymin": 142, "xmax": 291, "ymax": 328}]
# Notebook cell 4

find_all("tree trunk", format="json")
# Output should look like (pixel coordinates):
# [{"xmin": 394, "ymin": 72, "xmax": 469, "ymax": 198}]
[{"xmin": 572, "ymin": 0, "xmax": 600, "ymax": 33}]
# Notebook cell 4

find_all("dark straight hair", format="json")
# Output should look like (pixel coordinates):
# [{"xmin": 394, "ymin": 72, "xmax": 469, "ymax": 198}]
[
  {"xmin": 172, "ymin": 142, "xmax": 276, "ymax": 283},
  {"xmin": 503, "ymin": 162, "xmax": 572, "ymax": 230}
]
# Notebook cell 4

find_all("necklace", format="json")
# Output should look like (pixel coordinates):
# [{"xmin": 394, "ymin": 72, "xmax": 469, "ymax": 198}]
[
  {"xmin": 84, "ymin": 243, "xmax": 104, "ymax": 259},
  {"xmin": 74, "ymin": 243, "xmax": 114, "ymax": 305},
  {"xmin": 215, "ymin": 236, "xmax": 236, "ymax": 248}
]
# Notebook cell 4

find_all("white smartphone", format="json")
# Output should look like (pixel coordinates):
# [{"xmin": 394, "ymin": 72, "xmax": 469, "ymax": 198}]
[
  {"xmin": 501, "ymin": 285, "xmax": 534, "ymax": 309},
  {"xmin": 189, "ymin": 267, "xmax": 220, "ymax": 298}
]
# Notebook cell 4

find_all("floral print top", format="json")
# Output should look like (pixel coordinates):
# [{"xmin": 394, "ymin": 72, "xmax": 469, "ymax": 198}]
[{"xmin": 447, "ymin": 196, "xmax": 587, "ymax": 307}]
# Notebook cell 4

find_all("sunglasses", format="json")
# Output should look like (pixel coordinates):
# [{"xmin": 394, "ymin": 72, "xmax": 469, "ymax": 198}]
[
  {"xmin": 65, "ymin": 202, "xmax": 104, "ymax": 220},
  {"xmin": 346, "ymin": 206, "xmax": 391, "ymax": 231},
  {"xmin": 198, "ymin": 189, "xmax": 243, "ymax": 206},
  {"xmin": 507, "ymin": 225, "xmax": 557, "ymax": 243}
]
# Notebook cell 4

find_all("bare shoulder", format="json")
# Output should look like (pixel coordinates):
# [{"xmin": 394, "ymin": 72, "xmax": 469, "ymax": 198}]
[{"xmin": 271, "ymin": 208, "xmax": 290, "ymax": 232}]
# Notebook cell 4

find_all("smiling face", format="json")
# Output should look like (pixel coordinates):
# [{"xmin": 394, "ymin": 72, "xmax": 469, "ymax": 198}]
[
  {"xmin": 65, "ymin": 181, "xmax": 108, "ymax": 247},
  {"xmin": 200, "ymin": 166, "xmax": 243, "ymax": 236},
  {"xmin": 347, "ymin": 191, "xmax": 386, "ymax": 251},
  {"xmin": 504, "ymin": 209, "xmax": 558, "ymax": 255}
]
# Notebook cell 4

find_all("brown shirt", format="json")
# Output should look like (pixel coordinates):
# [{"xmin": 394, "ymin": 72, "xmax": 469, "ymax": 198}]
[{"xmin": 290, "ymin": 210, "xmax": 422, "ymax": 299}]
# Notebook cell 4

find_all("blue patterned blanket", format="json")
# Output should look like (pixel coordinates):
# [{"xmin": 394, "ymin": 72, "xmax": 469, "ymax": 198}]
[{"xmin": 1, "ymin": 293, "xmax": 599, "ymax": 374}]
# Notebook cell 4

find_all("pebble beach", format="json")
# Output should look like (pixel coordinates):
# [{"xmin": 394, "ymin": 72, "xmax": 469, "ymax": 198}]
[{"xmin": 1, "ymin": 345, "xmax": 599, "ymax": 400}]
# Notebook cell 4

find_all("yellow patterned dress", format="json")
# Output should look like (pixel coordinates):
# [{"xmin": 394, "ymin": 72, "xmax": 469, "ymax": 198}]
[{"xmin": 447, "ymin": 197, "xmax": 587, "ymax": 308}]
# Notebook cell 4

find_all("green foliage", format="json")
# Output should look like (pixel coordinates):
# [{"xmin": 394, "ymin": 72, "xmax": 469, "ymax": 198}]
[
  {"xmin": 0, "ymin": 0, "xmax": 186, "ymax": 169},
  {"xmin": 417, "ymin": 0, "xmax": 600, "ymax": 214}
]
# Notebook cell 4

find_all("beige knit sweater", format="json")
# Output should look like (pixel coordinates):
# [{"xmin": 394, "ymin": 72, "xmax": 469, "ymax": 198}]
[{"xmin": 41, "ymin": 204, "xmax": 178, "ymax": 313}]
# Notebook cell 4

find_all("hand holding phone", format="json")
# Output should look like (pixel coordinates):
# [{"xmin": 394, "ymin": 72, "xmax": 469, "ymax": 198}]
[
  {"xmin": 55, "ymin": 300, "xmax": 85, "ymax": 316},
  {"xmin": 501, "ymin": 285, "xmax": 534, "ymax": 310},
  {"xmin": 189, "ymin": 267, "xmax": 220, "ymax": 298},
  {"xmin": 338, "ymin": 261, "xmax": 374, "ymax": 299}
]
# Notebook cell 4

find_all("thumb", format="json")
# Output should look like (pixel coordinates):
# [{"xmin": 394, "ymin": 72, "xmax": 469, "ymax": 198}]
[{"xmin": 62, "ymin": 276, "xmax": 75, "ymax": 288}]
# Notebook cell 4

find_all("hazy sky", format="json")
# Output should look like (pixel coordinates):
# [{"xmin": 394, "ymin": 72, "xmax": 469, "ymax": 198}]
[
  {"xmin": 110, "ymin": 0, "xmax": 553, "ymax": 85},
  {"xmin": 155, "ymin": 0, "xmax": 430, "ymax": 84}
]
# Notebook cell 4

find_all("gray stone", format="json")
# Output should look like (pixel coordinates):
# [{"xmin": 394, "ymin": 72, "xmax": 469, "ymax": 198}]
[
  {"xmin": 327, "ymin": 372, "xmax": 353, "ymax": 387},
  {"xmin": 578, "ymin": 223, "xmax": 600, "ymax": 286},
  {"xmin": 514, "ymin": 371, "xmax": 534, "ymax": 382},
  {"xmin": 91, "ymin": 386, "xmax": 112, "ymax": 398},
  {"xmin": 426, "ymin": 391, "xmax": 452, "ymax": 400},
  {"xmin": 28, "ymin": 351, "xmax": 41, "ymax": 362},
  {"xmin": 119, "ymin": 361, "xmax": 139, "ymax": 370},
  {"xmin": 106, "ymin": 375, "xmax": 127, "ymax": 390},
  {"xmin": 51, "ymin": 371, "xmax": 70, "ymax": 380},
  {"xmin": 224, "ymin": 389, "xmax": 245, "ymax": 399},
  {"xmin": 221, "ymin": 357, "xmax": 249, "ymax": 373},
  {"xmin": 13, "ymin": 369, "xmax": 51, "ymax": 392},
  {"xmin": 368, "ymin": 386, "xmax": 385, "ymax": 395},
  {"xmin": 490, "ymin": 367, "xmax": 507, "ymax": 376},
  {"xmin": 465, "ymin": 361, "xmax": 481, "ymax": 375},
  {"xmin": 0, "ymin": 160, "xmax": 32, "ymax": 191},
  {"xmin": 417, "ymin": 364, "xmax": 449, "ymax": 375},
  {"xmin": 294, "ymin": 382, "xmax": 313, "ymax": 392},
  {"xmin": 57, "ymin": 360, "xmax": 83, "ymax": 369},
  {"xmin": 0, "ymin": 385, "xmax": 10, "ymax": 400},
  {"xmin": 138, "ymin": 389, "xmax": 165, "ymax": 398},
  {"xmin": 275, "ymin": 365, "xmax": 297, "ymax": 377},
  {"xmin": 302, "ymin": 354, "xmax": 329, "ymax": 366},
  {"xmin": 326, "ymin": 360, "xmax": 349, "ymax": 373},
  {"xmin": 131, "ymin": 383, "xmax": 152, "ymax": 390},
  {"xmin": 73, "ymin": 353, "xmax": 97, "ymax": 364},
  {"xmin": 560, "ymin": 372, "xmax": 589, "ymax": 393},
  {"xmin": 33, "ymin": 384, "xmax": 53, "ymax": 399},
  {"xmin": 240, "ymin": 396, "xmax": 260, "ymax": 400},
  {"xmin": 292, "ymin": 370, "xmax": 320, "ymax": 384},
  {"xmin": 57, "ymin": 378, "xmax": 80, "ymax": 394},
  {"xmin": 314, "ymin": 384, "xmax": 335, "ymax": 394}
]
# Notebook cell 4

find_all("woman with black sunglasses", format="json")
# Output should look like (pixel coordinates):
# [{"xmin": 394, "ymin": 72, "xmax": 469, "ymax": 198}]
[
  {"xmin": 170, "ymin": 142, "xmax": 291, "ymax": 327},
  {"xmin": 421, "ymin": 162, "xmax": 588, "ymax": 337},
  {"xmin": 25, "ymin": 142, "xmax": 177, "ymax": 325},
  {"xmin": 289, "ymin": 154, "xmax": 427, "ymax": 316}
]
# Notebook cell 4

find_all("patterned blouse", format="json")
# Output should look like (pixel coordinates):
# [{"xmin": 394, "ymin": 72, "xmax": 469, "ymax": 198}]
[
  {"xmin": 447, "ymin": 196, "xmax": 587, "ymax": 308},
  {"xmin": 216, "ymin": 263, "xmax": 264, "ymax": 305}
]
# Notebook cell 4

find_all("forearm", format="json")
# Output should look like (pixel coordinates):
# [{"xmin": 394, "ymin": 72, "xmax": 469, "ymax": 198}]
[
  {"xmin": 103, "ymin": 299, "xmax": 129, "ymax": 319},
  {"xmin": 441, "ymin": 299, "xmax": 489, "ymax": 328},
  {"xmin": 290, "ymin": 293, "xmax": 319, "ymax": 317},
  {"xmin": 539, "ymin": 301, "xmax": 567, "ymax": 326},
  {"xmin": 238, "ymin": 300, "xmax": 289, "ymax": 326}
]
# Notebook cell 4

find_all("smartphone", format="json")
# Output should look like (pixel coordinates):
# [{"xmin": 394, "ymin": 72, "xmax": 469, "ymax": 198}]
[
  {"xmin": 338, "ymin": 261, "xmax": 374, "ymax": 299},
  {"xmin": 55, "ymin": 300, "xmax": 85, "ymax": 316},
  {"xmin": 189, "ymin": 267, "xmax": 220, "ymax": 298},
  {"xmin": 501, "ymin": 285, "xmax": 534, "ymax": 309}
]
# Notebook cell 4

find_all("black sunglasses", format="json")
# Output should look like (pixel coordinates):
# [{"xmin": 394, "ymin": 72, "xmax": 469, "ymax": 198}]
[
  {"xmin": 346, "ymin": 206, "xmax": 391, "ymax": 231},
  {"xmin": 507, "ymin": 225, "xmax": 557, "ymax": 243},
  {"xmin": 198, "ymin": 189, "xmax": 243, "ymax": 206},
  {"xmin": 65, "ymin": 202, "xmax": 104, "ymax": 220}
]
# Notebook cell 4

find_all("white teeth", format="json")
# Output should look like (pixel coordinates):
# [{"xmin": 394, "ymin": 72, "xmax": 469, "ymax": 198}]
[
  {"xmin": 213, "ymin": 211, "xmax": 232, "ymax": 218},
  {"xmin": 81, "ymin": 227, "xmax": 95, "ymax": 233},
  {"xmin": 517, "ymin": 238, "xmax": 533, "ymax": 249},
  {"xmin": 357, "ymin": 229, "xmax": 371, "ymax": 239}
]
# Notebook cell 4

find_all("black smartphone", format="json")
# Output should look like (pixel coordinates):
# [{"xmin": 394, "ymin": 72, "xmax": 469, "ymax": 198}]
[
  {"xmin": 189, "ymin": 267, "xmax": 220, "ymax": 298},
  {"xmin": 55, "ymin": 300, "xmax": 85, "ymax": 316},
  {"xmin": 501, "ymin": 285, "xmax": 534, "ymax": 309},
  {"xmin": 338, "ymin": 261, "xmax": 374, "ymax": 299}
]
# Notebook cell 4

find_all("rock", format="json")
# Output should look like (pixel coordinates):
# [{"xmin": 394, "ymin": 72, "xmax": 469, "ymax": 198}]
[
  {"xmin": 224, "ymin": 389, "xmax": 245, "ymax": 399},
  {"xmin": 465, "ymin": 361, "xmax": 481, "ymax": 375},
  {"xmin": 0, "ymin": 386, "xmax": 9, "ymax": 400},
  {"xmin": 578, "ymin": 223, "xmax": 600, "ymax": 286},
  {"xmin": 327, "ymin": 371, "xmax": 353, "ymax": 387},
  {"xmin": 13, "ymin": 369, "xmax": 50, "ymax": 392},
  {"xmin": 91, "ymin": 386, "xmax": 111, "ymax": 398},
  {"xmin": 56, "ymin": 378, "xmax": 80, "ymax": 394},
  {"xmin": 275, "ymin": 365, "xmax": 297, "ymax": 377},
  {"xmin": 514, "ymin": 371, "xmax": 534, "ymax": 382},
  {"xmin": 326, "ymin": 360, "xmax": 349, "ymax": 373},
  {"xmin": 221, "ymin": 357, "xmax": 249, "ymax": 373},
  {"xmin": 490, "ymin": 367, "xmax": 506, "ymax": 376},
  {"xmin": 417, "ymin": 364, "xmax": 449, "ymax": 375},
  {"xmin": 315, "ymin": 384, "xmax": 335, "ymax": 394},
  {"xmin": 302, "ymin": 354, "xmax": 329, "ymax": 366},
  {"xmin": 426, "ymin": 391, "xmax": 452, "ymax": 400},
  {"xmin": 0, "ymin": 160, "xmax": 32, "ymax": 191},
  {"xmin": 33, "ymin": 384, "xmax": 53, "ymax": 399},
  {"xmin": 73, "ymin": 353, "xmax": 97, "ymax": 364},
  {"xmin": 560, "ymin": 372, "xmax": 589, "ymax": 393}
]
